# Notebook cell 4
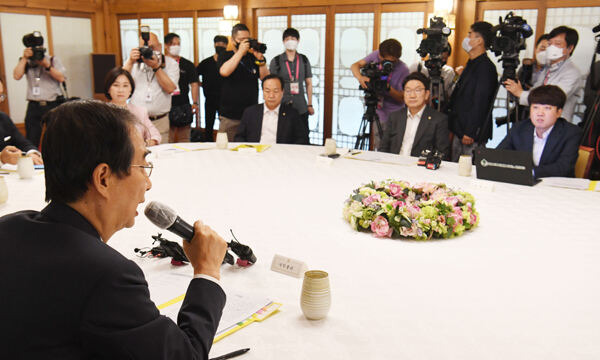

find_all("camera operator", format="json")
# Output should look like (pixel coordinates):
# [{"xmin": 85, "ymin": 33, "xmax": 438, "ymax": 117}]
[
  {"xmin": 504, "ymin": 26, "xmax": 582, "ymax": 123},
  {"xmin": 123, "ymin": 30, "xmax": 179, "ymax": 144},
  {"xmin": 218, "ymin": 23, "xmax": 269, "ymax": 141},
  {"xmin": 351, "ymin": 39, "xmax": 409, "ymax": 149},
  {"xmin": 13, "ymin": 31, "xmax": 66, "ymax": 148},
  {"xmin": 409, "ymin": 44, "xmax": 455, "ymax": 99},
  {"xmin": 447, "ymin": 21, "xmax": 498, "ymax": 161}
]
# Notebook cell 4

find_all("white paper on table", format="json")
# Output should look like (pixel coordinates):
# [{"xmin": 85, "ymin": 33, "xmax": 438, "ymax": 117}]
[
  {"xmin": 344, "ymin": 151, "xmax": 417, "ymax": 166},
  {"xmin": 539, "ymin": 177, "xmax": 593, "ymax": 190}
]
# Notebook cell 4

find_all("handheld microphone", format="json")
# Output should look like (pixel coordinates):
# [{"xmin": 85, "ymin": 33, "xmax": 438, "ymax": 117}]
[{"xmin": 144, "ymin": 201, "xmax": 194, "ymax": 242}]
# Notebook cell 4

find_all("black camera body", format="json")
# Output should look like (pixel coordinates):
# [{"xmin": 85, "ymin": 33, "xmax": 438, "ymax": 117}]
[
  {"xmin": 417, "ymin": 149, "xmax": 444, "ymax": 170},
  {"xmin": 359, "ymin": 61, "xmax": 393, "ymax": 106},
  {"xmin": 416, "ymin": 17, "xmax": 451, "ymax": 61},
  {"xmin": 489, "ymin": 12, "xmax": 533, "ymax": 81},
  {"xmin": 22, "ymin": 31, "xmax": 46, "ymax": 62},
  {"xmin": 137, "ymin": 26, "xmax": 154, "ymax": 63},
  {"xmin": 247, "ymin": 38, "xmax": 267, "ymax": 54}
]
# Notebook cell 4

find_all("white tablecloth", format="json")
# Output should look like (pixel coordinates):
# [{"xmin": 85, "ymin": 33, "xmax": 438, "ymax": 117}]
[{"xmin": 2, "ymin": 144, "xmax": 599, "ymax": 360}]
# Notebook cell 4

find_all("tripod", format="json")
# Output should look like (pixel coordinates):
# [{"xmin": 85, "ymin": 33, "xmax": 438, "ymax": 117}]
[
  {"xmin": 355, "ymin": 94, "xmax": 383, "ymax": 150},
  {"xmin": 424, "ymin": 59, "xmax": 447, "ymax": 112}
]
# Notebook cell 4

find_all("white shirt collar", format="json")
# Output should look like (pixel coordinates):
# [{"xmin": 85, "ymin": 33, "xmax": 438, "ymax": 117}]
[
  {"xmin": 534, "ymin": 125, "xmax": 554, "ymax": 140},
  {"xmin": 264, "ymin": 103, "xmax": 281, "ymax": 115},
  {"xmin": 407, "ymin": 104, "xmax": 426, "ymax": 120}
]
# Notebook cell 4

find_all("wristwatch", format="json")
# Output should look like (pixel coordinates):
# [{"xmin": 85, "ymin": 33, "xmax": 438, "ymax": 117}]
[{"xmin": 45, "ymin": 65, "xmax": 52, "ymax": 71}]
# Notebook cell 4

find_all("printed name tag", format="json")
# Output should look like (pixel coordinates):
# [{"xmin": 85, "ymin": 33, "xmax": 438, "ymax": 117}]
[
  {"xmin": 32, "ymin": 87, "xmax": 41, "ymax": 96},
  {"xmin": 145, "ymin": 92, "xmax": 152, "ymax": 102},
  {"xmin": 290, "ymin": 82, "xmax": 300, "ymax": 95}
]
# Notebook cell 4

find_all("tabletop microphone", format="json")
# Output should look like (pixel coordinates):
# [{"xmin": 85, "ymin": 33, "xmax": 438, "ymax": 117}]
[{"xmin": 144, "ymin": 201, "xmax": 194, "ymax": 242}]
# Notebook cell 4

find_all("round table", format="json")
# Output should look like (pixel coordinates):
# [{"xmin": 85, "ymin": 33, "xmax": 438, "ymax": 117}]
[{"xmin": 2, "ymin": 143, "xmax": 599, "ymax": 359}]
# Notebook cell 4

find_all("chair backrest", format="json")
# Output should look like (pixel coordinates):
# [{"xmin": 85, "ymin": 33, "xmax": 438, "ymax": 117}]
[{"xmin": 575, "ymin": 146, "xmax": 594, "ymax": 178}]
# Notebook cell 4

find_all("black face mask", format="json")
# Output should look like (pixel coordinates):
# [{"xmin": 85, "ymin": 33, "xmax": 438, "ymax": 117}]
[{"xmin": 215, "ymin": 46, "xmax": 226, "ymax": 54}]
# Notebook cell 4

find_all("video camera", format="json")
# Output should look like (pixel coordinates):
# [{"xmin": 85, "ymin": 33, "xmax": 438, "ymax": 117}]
[
  {"xmin": 22, "ymin": 31, "xmax": 46, "ymax": 61},
  {"xmin": 416, "ymin": 16, "xmax": 452, "ymax": 77},
  {"xmin": 247, "ymin": 38, "xmax": 267, "ymax": 54},
  {"xmin": 137, "ymin": 25, "xmax": 154, "ymax": 63},
  {"xmin": 489, "ymin": 12, "xmax": 533, "ymax": 81},
  {"xmin": 359, "ymin": 61, "xmax": 393, "ymax": 106}
]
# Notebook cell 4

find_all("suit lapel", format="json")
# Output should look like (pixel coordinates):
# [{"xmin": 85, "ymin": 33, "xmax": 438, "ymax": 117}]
[
  {"xmin": 257, "ymin": 104, "xmax": 264, "ymax": 142},
  {"xmin": 523, "ymin": 121, "xmax": 534, "ymax": 154},
  {"xmin": 276, "ymin": 104, "xmax": 286, "ymax": 143},
  {"xmin": 393, "ymin": 110, "xmax": 408, "ymax": 153},
  {"xmin": 539, "ymin": 120, "xmax": 562, "ymax": 165},
  {"xmin": 411, "ymin": 107, "xmax": 431, "ymax": 153}
]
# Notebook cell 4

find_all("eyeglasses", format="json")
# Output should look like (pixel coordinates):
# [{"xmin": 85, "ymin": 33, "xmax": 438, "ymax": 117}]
[
  {"xmin": 404, "ymin": 88, "xmax": 426, "ymax": 96},
  {"xmin": 131, "ymin": 162, "xmax": 153, "ymax": 177}
]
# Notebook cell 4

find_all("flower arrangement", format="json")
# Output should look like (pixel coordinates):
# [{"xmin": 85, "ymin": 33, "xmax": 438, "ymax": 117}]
[{"xmin": 343, "ymin": 180, "xmax": 479, "ymax": 240}]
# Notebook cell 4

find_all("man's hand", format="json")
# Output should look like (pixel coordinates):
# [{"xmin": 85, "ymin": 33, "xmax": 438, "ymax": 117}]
[
  {"xmin": 192, "ymin": 104, "xmax": 199, "ymax": 115},
  {"xmin": 1, "ymin": 146, "xmax": 22, "ymax": 165},
  {"xmin": 249, "ymin": 48, "xmax": 264, "ymax": 61},
  {"xmin": 182, "ymin": 220, "xmax": 228, "ymax": 280},
  {"xmin": 357, "ymin": 76, "xmax": 370, "ymax": 89},
  {"xmin": 143, "ymin": 53, "xmax": 160, "ymax": 70},
  {"xmin": 455, "ymin": 66, "xmax": 464, "ymax": 76},
  {"xmin": 462, "ymin": 135, "xmax": 475, "ymax": 145},
  {"xmin": 38, "ymin": 57, "xmax": 51, "ymax": 68},
  {"xmin": 238, "ymin": 39, "xmax": 250, "ymax": 56},
  {"xmin": 503, "ymin": 79, "xmax": 523, "ymax": 98},
  {"xmin": 28, "ymin": 153, "xmax": 43, "ymax": 165},
  {"xmin": 23, "ymin": 48, "xmax": 33, "ymax": 59},
  {"xmin": 128, "ymin": 48, "xmax": 141, "ymax": 63},
  {"xmin": 308, "ymin": 106, "xmax": 315, "ymax": 115}
]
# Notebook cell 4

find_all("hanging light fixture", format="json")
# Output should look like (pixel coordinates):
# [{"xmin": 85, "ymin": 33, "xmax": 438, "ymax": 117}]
[{"xmin": 223, "ymin": 5, "xmax": 239, "ymax": 20}]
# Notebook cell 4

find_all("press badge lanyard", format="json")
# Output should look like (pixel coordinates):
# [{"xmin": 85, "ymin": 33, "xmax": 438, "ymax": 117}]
[
  {"xmin": 32, "ymin": 66, "xmax": 43, "ymax": 97},
  {"xmin": 144, "ymin": 63, "xmax": 157, "ymax": 102},
  {"xmin": 285, "ymin": 55, "xmax": 300, "ymax": 95}
]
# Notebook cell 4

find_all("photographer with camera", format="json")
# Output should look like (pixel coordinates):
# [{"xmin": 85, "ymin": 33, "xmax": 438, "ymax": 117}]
[
  {"xmin": 410, "ymin": 44, "xmax": 455, "ymax": 101},
  {"xmin": 447, "ymin": 22, "xmax": 498, "ymax": 161},
  {"xmin": 218, "ymin": 23, "xmax": 269, "ymax": 141},
  {"xmin": 351, "ymin": 39, "xmax": 409, "ymax": 150},
  {"xmin": 504, "ymin": 26, "xmax": 582, "ymax": 123},
  {"xmin": 13, "ymin": 31, "xmax": 66, "ymax": 148},
  {"xmin": 123, "ymin": 28, "xmax": 179, "ymax": 144}
]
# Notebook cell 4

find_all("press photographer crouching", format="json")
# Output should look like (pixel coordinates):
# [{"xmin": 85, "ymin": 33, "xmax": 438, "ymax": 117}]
[
  {"xmin": 497, "ymin": 85, "xmax": 582, "ymax": 178},
  {"xmin": 13, "ymin": 31, "xmax": 66, "ymax": 148},
  {"xmin": 351, "ymin": 39, "xmax": 409, "ymax": 150},
  {"xmin": 504, "ymin": 26, "xmax": 582, "ymax": 123}
]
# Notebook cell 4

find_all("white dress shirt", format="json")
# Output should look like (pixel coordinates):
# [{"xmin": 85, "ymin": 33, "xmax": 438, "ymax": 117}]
[
  {"xmin": 260, "ymin": 104, "xmax": 280, "ymax": 144},
  {"xmin": 532, "ymin": 125, "xmax": 554, "ymax": 166},
  {"xmin": 399, "ymin": 105, "xmax": 426, "ymax": 156},
  {"xmin": 130, "ymin": 56, "xmax": 180, "ymax": 116}
]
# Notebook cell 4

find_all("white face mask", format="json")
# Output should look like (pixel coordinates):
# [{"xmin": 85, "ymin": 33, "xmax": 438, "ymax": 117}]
[
  {"xmin": 536, "ymin": 49, "xmax": 549, "ymax": 66},
  {"xmin": 546, "ymin": 44, "xmax": 565, "ymax": 62},
  {"xmin": 169, "ymin": 45, "xmax": 181, "ymax": 56},
  {"xmin": 284, "ymin": 40, "xmax": 298, "ymax": 51},
  {"xmin": 462, "ymin": 37, "xmax": 472, "ymax": 53}
]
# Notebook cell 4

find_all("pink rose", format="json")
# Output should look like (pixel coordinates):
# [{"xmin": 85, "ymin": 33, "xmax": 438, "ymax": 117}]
[
  {"xmin": 362, "ymin": 194, "xmax": 381, "ymax": 206},
  {"xmin": 445, "ymin": 196, "xmax": 459, "ymax": 206},
  {"xmin": 392, "ymin": 200, "xmax": 405, "ymax": 209},
  {"xmin": 469, "ymin": 213, "xmax": 477, "ymax": 225},
  {"xmin": 407, "ymin": 205, "xmax": 420, "ymax": 217},
  {"xmin": 370, "ymin": 216, "xmax": 393, "ymax": 237},
  {"xmin": 422, "ymin": 183, "xmax": 437, "ymax": 194},
  {"xmin": 388, "ymin": 183, "xmax": 403, "ymax": 198}
]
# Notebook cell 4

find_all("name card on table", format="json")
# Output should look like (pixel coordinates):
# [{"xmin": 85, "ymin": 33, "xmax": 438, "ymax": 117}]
[{"xmin": 271, "ymin": 254, "xmax": 308, "ymax": 278}]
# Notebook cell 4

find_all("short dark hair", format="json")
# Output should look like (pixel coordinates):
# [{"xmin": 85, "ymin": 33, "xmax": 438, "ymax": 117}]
[
  {"xmin": 548, "ymin": 26, "xmax": 579, "ymax": 55},
  {"xmin": 471, "ymin": 21, "xmax": 494, "ymax": 49},
  {"xmin": 261, "ymin": 74, "xmax": 284, "ymax": 90},
  {"xmin": 282, "ymin": 28, "xmax": 300, "ymax": 41},
  {"xmin": 379, "ymin": 39, "xmax": 402, "ymax": 59},
  {"xmin": 164, "ymin": 33, "xmax": 180, "ymax": 45},
  {"xmin": 232, "ymin": 23, "xmax": 250, "ymax": 37},
  {"xmin": 402, "ymin": 72, "xmax": 431, "ymax": 91},
  {"xmin": 528, "ymin": 85, "xmax": 567, "ymax": 109},
  {"xmin": 214, "ymin": 35, "xmax": 229, "ymax": 44},
  {"xmin": 536, "ymin": 33, "xmax": 550, "ymax": 46},
  {"xmin": 42, "ymin": 100, "xmax": 136, "ymax": 203},
  {"xmin": 104, "ymin": 67, "xmax": 134, "ymax": 100}
]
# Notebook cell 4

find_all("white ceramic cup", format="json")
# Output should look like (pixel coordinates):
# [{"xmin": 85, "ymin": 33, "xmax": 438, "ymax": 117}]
[
  {"xmin": 0, "ymin": 176, "xmax": 8, "ymax": 204},
  {"xmin": 458, "ymin": 155, "xmax": 473, "ymax": 177},
  {"xmin": 216, "ymin": 132, "xmax": 229, "ymax": 150},
  {"xmin": 17, "ymin": 156, "xmax": 34, "ymax": 179},
  {"xmin": 300, "ymin": 270, "xmax": 331, "ymax": 320},
  {"xmin": 324, "ymin": 138, "xmax": 337, "ymax": 155}
]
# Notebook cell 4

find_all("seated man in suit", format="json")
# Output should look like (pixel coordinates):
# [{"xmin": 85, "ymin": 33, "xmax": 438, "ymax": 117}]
[
  {"xmin": 234, "ymin": 74, "xmax": 309, "ymax": 144},
  {"xmin": 497, "ymin": 85, "xmax": 582, "ymax": 178},
  {"xmin": 380, "ymin": 72, "xmax": 450, "ymax": 157},
  {"xmin": 0, "ymin": 101, "xmax": 228, "ymax": 358},
  {"xmin": 0, "ymin": 111, "xmax": 43, "ymax": 166}
]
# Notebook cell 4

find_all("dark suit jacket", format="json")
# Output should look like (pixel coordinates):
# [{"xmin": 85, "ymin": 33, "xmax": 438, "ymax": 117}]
[
  {"xmin": 234, "ymin": 103, "xmax": 309, "ymax": 144},
  {"xmin": 379, "ymin": 106, "xmax": 450, "ymax": 158},
  {"xmin": 0, "ymin": 202, "xmax": 226, "ymax": 359},
  {"xmin": 0, "ymin": 111, "xmax": 36, "ymax": 152},
  {"xmin": 497, "ymin": 118, "xmax": 582, "ymax": 178}
]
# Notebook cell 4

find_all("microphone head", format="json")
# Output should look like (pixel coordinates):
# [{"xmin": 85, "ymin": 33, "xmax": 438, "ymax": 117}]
[{"xmin": 144, "ymin": 201, "xmax": 177, "ymax": 229}]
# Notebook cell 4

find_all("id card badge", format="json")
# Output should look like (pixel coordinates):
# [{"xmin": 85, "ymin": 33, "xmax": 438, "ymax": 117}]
[
  {"xmin": 290, "ymin": 82, "xmax": 300, "ymax": 95},
  {"xmin": 32, "ymin": 87, "xmax": 41, "ymax": 96},
  {"xmin": 145, "ymin": 91, "xmax": 152, "ymax": 103}
]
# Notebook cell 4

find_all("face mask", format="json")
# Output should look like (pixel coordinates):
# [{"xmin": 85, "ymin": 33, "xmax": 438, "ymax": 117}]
[
  {"xmin": 169, "ymin": 45, "xmax": 181, "ymax": 56},
  {"xmin": 215, "ymin": 46, "xmax": 226, "ymax": 54},
  {"xmin": 462, "ymin": 37, "xmax": 472, "ymax": 53},
  {"xmin": 284, "ymin": 40, "xmax": 298, "ymax": 51},
  {"xmin": 546, "ymin": 45, "xmax": 564, "ymax": 61},
  {"xmin": 536, "ymin": 49, "xmax": 548, "ymax": 66}
]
